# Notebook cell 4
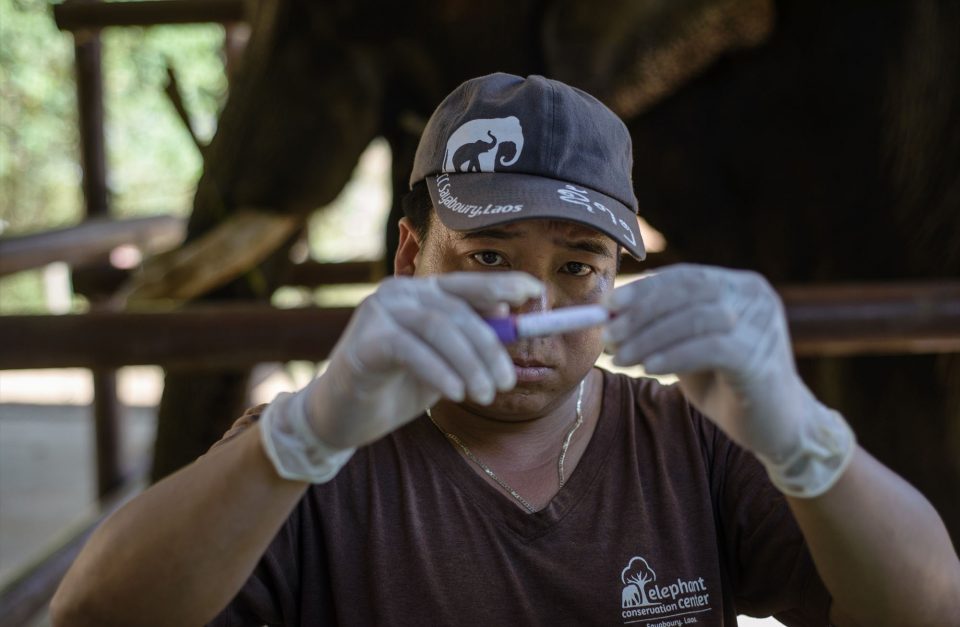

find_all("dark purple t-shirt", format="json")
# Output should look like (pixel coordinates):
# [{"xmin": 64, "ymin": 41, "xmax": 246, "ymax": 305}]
[{"xmin": 209, "ymin": 369, "xmax": 831, "ymax": 626}]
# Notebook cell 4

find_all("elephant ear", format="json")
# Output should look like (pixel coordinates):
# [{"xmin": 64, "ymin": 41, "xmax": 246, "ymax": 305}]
[
  {"xmin": 543, "ymin": 0, "xmax": 774, "ymax": 119},
  {"xmin": 495, "ymin": 141, "xmax": 519, "ymax": 169}
]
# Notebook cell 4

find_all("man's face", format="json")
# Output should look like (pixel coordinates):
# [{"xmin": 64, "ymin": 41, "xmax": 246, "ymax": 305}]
[{"xmin": 404, "ymin": 215, "xmax": 619, "ymax": 420}]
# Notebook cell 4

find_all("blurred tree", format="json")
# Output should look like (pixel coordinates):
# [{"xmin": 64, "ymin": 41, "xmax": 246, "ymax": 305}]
[
  {"xmin": 0, "ymin": 0, "xmax": 227, "ymax": 312},
  {"xmin": 0, "ymin": 0, "xmax": 82, "ymax": 235}
]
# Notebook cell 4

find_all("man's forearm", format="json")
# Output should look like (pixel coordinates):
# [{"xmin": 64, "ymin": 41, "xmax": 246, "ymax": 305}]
[
  {"xmin": 788, "ymin": 447, "xmax": 960, "ymax": 626},
  {"xmin": 51, "ymin": 425, "xmax": 309, "ymax": 627}
]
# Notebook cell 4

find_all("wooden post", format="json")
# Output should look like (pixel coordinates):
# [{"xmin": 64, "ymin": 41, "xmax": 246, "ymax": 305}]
[
  {"xmin": 92, "ymin": 369, "xmax": 124, "ymax": 496},
  {"xmin": 73, "ymin": 26, "xmax": 107, "ymax": 217},
  {"xmin": 71, "ymin": 0, "xmax": 124, "ymax": 502}
]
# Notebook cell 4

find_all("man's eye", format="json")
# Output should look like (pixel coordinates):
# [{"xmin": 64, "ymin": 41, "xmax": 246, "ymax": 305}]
[
  {"xmin": 472, "ymin": 251, "xmax": 507, "ymax": 267},
  {"xmin": 563, "ymin": 261, "xmax": 593, "ymax": 276}
]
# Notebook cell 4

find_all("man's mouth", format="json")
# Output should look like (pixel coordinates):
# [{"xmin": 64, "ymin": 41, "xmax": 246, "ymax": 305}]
[
  {"xmin": 510, "ymin": 358, "xmax": 553, "ymax": 383},
  {"xmin": 512, "ymin": 358, "xmax": 549, "ymax": 368}
]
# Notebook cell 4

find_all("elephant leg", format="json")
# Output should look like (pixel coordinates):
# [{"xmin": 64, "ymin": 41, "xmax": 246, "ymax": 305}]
[
  {"xmin": 150, "ymin": 2, "xmax": 382, "ymax": 480},
  {"xmin": 152, "ymin": 369, "xmax": 251, "ymax": 481}
]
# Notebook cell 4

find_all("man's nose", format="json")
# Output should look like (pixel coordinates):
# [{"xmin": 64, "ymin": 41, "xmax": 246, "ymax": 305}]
[{"xmin": 515, "ymin": 285, "xmax": 552, "ymax": 315}]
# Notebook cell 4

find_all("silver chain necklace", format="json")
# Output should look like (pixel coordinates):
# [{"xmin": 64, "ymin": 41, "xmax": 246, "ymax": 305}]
[{"xmin": 427, "ymin": 378, "xmax": 586, "ymax": 513}]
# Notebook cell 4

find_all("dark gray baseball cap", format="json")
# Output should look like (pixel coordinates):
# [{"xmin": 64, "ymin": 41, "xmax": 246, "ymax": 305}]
[{"xmin": 410, "ymin": 73, "xmax": 645, "ymax": 259}]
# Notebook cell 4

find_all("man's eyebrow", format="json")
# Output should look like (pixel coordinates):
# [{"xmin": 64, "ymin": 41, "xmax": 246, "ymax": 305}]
[
  {"xmin": 553, "ymin": 237, "xmax": 614, "ymax": 258},
  {"xmin": 460, "ymin": 228, "xmax": 614, "ymax": 258},
  {"xmin": 460, "ymin": 228, "xmax": 522, "ymax": 241}
]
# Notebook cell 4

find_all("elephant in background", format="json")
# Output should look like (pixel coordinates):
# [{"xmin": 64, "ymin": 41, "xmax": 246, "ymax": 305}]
[{"xmin": 145, "ymin": 0, "xmax": 960, "ymax": 545}]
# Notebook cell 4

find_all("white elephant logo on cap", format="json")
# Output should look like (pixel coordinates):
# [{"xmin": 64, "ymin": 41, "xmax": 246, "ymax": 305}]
[{"xmin": 443, "ymin": 116, "xmax": 524, "ymax": 174}]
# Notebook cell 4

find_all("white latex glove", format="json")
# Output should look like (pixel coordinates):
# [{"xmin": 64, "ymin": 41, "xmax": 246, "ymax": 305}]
[
  {"xmin": 261, "ymin": 272, "xmax": 543, "ymax": 483},
  {"xmin": 603, "ymin": 264, "xmax": 854, "ymax": 497},
  {"xmin": 303, "ymin": 272, "xmax": 543, "ymax": 450}
]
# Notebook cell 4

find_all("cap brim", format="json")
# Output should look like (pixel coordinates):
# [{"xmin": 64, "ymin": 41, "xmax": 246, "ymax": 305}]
[{"xmin": 425, "ymin": 172, "xmax": 646, "ymax": 260}]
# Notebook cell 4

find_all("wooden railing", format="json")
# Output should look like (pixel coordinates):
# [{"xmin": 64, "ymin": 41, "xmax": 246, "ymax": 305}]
[
  {"xmin": 0, "ymin": 215, "xmax": 185, "ymax": 277},
  {"xmin": 2, "ymin": 282, "xmax": 959, "ymax": 372}
]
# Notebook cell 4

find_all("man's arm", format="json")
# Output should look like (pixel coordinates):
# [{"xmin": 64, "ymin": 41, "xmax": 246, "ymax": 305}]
[
  {"xmin": 790, "ymin": 447, "xmax": 960, "ymax": 626},
  {"xmin": 604, "ymin": 264, "xmax": 960, "ymax": 626},
  {"xmin": 52, "ymin": 272, "xmax": 542, "ymax": 626},
  {"xmin": 51, "ymin": 424, "xmax": 307, "ymax": 626}
]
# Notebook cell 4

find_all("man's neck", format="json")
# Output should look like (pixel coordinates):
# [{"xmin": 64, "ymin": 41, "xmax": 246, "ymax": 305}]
[{"xmin": 430, "ymin": 368, "xmax": 600, "ymax": 473}]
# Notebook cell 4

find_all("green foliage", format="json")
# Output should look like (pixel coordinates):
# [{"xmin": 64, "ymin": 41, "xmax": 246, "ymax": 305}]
[
  {"xmin": 0, "ymin": 270, "xmax": 44, "ymax": 314},
  {"xmin": 0, "ymin": 0, "xmax": 82, "ymax": 235},
  {"xmin": 101, "ymin": 22, "xmax": 227, "ymax": 218},
  {"xmin": 0, "ymin": 0, "xmax": 227, "ymax": 233},
  {"xmin": 0, "ymin": 1, "xmax": 390, "ymax": 316},
  {"xmin": 0, "ymin": 0, "xmax": 227, "ymax": 312}
]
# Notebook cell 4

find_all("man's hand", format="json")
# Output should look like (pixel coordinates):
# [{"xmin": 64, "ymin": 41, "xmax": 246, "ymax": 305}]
[
  {"xmin": 303, "ymin": 272, "xmax": 544, "ymax": 451},
  {"xmin": 603, "ymin": 264, "xmax": 853, "ymax": 496},
  {"xmin": 603, "ymin": 264, "xmax": 806, "ymax": 458},
  {"xmin": 604, "ymin": 263, "xmax": 960, "ymax": 625}
]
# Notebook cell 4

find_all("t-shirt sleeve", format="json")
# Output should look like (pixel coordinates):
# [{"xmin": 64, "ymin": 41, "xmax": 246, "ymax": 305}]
[
  {"xmin": 206, "ymin": 515, "xmax": 303, "ymax": 626},
  {"xmin": 697, "ymin": 412, "xmax": 833, "ymax": 626},
  {"xmin": 205, "ymin": 404, "xmax": 305, "ymax": 626}
]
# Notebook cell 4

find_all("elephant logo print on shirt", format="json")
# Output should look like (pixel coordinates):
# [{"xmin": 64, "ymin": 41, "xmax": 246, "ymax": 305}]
[
  {"xmin": 443, "ymin": 116, "xmax": 524, "ymax": 173},
  {"xmin": 621, "ymin": 556, "xmax": 659, "ymax": 608},
  {"xmin": 619, "ymin": 555, "xmax": 713, "ymax": 624}
]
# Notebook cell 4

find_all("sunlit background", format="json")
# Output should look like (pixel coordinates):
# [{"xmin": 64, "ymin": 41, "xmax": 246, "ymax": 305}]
[{"xmin": 1, "ymin": 1, "xmax": 790, "ymax": 625}]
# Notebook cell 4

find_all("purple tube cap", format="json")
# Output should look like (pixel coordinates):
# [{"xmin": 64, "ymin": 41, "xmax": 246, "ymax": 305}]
[{"xmin": 485, "ymin": 316, "xmax": 518, "ymax": 344}]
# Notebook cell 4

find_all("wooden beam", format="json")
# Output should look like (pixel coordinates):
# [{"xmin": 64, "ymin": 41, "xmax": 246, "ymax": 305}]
[
  {"xmin": 53, "ymin": 0, "xmax": 246, "ymax": 31},
  {"xmin": 0, "ymin": 306, "xmax": 355, "ymax": 369},
  {"xmin": 783, "ymin": 281, "xmax": 960, "ymax": 356},
  {"xmin": 0, "ymin": 215, "xmax": 185, "ymax": 277},
  {"xmin": 0, "ymin": 282, "xmax": 958, "ymax": 369}
]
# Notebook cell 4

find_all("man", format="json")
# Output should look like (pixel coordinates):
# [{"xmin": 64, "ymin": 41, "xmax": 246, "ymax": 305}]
[{"xmin": 53, "ymin": 73, "xmax": 959, "ymax": 626}]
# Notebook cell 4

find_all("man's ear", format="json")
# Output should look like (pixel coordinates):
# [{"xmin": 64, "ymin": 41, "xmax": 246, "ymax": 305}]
[{"xmin": 394, "ymin": 217, "xmax": 421, "ymax": 277}]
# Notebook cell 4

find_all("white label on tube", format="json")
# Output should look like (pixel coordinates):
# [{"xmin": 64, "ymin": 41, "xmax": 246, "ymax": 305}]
[{"xmin": 515, "ymin": 305, "xmax": 609, "ymax": 338}]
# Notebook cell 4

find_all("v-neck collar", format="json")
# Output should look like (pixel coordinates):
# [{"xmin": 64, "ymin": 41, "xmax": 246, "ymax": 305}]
[{"xmin": 411, "ymin": 368, "xmax": 624, "ymax": 540}]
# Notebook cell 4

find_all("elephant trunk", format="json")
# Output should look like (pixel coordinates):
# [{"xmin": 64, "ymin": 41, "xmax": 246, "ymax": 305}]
[{"xmin": 498, "ymin": 138, "xmax": 522, "ymax": 167}]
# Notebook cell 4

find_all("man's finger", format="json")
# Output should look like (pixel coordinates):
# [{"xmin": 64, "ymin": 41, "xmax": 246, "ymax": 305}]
[
  {"xmin": 419, "ymin": 291, "xmax": 515, "ymax": 391},
  {"xmin": 637, "ymin": 335, "xmax": 740, "ymax": 375},
  {"xmin": 434, "ymin": 272, "xmax": 544, "ymax": 307},
  {"xmin": 386, "ymin": 330, "xmax": 466, "ymax": 402},
  {"xmin": 392, "ymin": 306, "xmax": 498, "ymax": 405},
  {"xmin": 609, "ymin": 302, "xmax": 737, "ymax": 366},
  {"xmin": 606, "ymin": 265, "xmax": 726, "ymax": 322}
]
